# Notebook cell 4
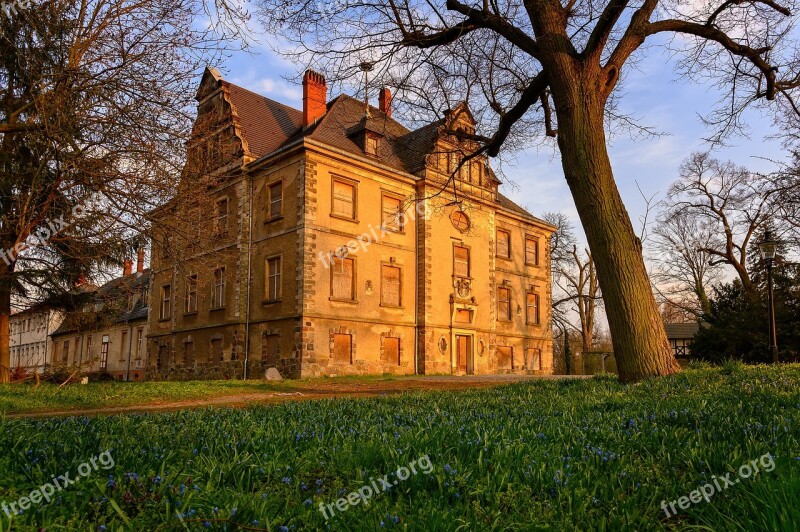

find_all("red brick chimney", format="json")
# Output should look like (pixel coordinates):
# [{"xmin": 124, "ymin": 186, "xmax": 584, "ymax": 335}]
[
  {"xmin": 136, "ymin": 249, "xmax": 145, "ymax": 273},
  {"xmin": 302, "ymin": 70, "xmax": 327, "ymax": 127},
  {"xmin": 123, "ymin": 259, "xmax": 133, "ymax": 277},
  {"xmin": 379, "ymin": 88, "xmax": 392, "ymax": 117}
]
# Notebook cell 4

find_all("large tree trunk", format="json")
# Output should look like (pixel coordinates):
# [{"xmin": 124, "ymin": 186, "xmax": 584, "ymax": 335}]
[
  {"xmin": 0, "ymin": 265, "xmax": 10, "ymax": 384},
  {"xmin": 551, "ymin": 76, "xmax": 681, "ymax": 383}
]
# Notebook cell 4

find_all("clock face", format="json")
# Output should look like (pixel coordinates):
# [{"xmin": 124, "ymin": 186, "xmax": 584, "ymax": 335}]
[{"xmin": 450, "ymin": 210, "xmax": 470, "ymax": 232}]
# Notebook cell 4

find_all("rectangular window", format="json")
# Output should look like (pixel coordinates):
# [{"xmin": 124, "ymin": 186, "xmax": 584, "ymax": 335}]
[
  {"xmin": 382, "ymin": 337, "xmax": 401, "ymax": 365},
  {"xmin": 185, "ymin": 274, "xmax": 198, "ymax": 313},
  {"xmin": 212, "ymin": 268, "xmax": 226, "ymax": 308},
  {"xmin": 268, "ymin": 181, "xmax": 283, "ymax": 219},
  {"xmin": 497, "ymin": 345, "xmax": 513, "ymax": 369},
  {"xmin": 525, "ymin": 236, "xmax": 539, "ymax": 266},
  {"xmin": 183, "ymin": 341, "xmax": 195, "ymax": 366},
  {"xmin": 160, "ymin": 285, "xmax": 171, "ymax": 319},
  {"xmin": 365, "ymin": 135, "xmax": 379, "ymax": 156},
  {"xmin": 453, "ymin": 245, "xmax": 470, "ymax": 278},
  {"xmin": 136, "ymin": 328, "xmax": 143, "ymax": 359},
  {"xmin": 62, "ymin": 340, "xmax": 69, "ymax": 363},
  {"xmin": 497, "ymin": 229, "xmax": 511, "ymax": 259},
  {"xmin": 120, "ymin": 331, "xmax": 127, "ymax": 360},
  {"xmin": 381, "ymin": 265, "xmax": 401, "ymax": 307},
  {"xmin": 215, "ymin": 198, "xmax": 228, "ymax": 236},
  {"xmin": 266, "ymin": 257, "xmax": 282, "ymax": 301},
  {"xmin": 332, "ymin": 179, "xmax": 356, "ymax": 219},
  {"xmin": 526, "ymin": 348, "xmax": 542, "ymax": 371},
  {"xmin": 100, "ymin": 335, "xmax": 109, "ymax": 370},
  {"xmin": 382, "ymin": 194, "xmax": 403, "ymax": 231},
  {"xmin": 331, "ymin": 256, "xmax": 355, "ymax": 301},
  {"xmin": 526, "ymin": 291, "xmax": 541, "ymax": 325},
  {"xmin": 498, "ymin": 286, "xmax": 511, "ymax": 321},
  {"xmin": 86, "ymin": 335, "xmax": 93, "ymax": 360},
  {"xmin": 332, "ymin": 333, "xmax": 352, "ymax": 364}
]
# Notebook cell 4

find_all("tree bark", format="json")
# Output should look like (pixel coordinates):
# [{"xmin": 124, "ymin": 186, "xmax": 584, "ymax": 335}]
[
  {"xmin": 0, "ymin": 265, "xmax": 10, "ymax": 384},
  {"xmin": 551, "ymin": 72, "xmax": 681, "ymax": 383}
]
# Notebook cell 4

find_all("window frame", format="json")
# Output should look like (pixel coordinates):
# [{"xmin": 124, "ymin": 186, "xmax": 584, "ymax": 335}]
[
  {"xmin": 214, "ymin": 197, "xmax": 229, "ymax": 236},
  {"xmin": 185, "ymin": 274, "xmax": 198, "ymax": 314},
  {"xmin": 267, "ymin": 179, "xmax": 284, "ymax": 220},
  {"xmin": 211, "ymin": 267, "xmax": 226, "ymax": 310},
  {"xmin": 160, "ymin": 285, "xmax": 172, "ymax": 320},
  {"xmin": 496, "ymin": 229, "xmax": 511, "ymax": 259},
  {"xmin": 330, "ymin": 176, "xmax": 358, "ymax": 221},
  {"xmin": 265, "ymin": 255, "xmax": 282, "ymax": 302},
  {"xmin": 526, "ymin": 290, "xmax": 541, "ymax": 325},
  {"xmin": 380, "ymin": 263, "xmax": 403, "ymax": 308},
  {"xmin": 380, "ymin": 192, "xmax": 405, "ymax": 233},
  {"xmin": 453, "ymin": 243, "xmax": 471, "ymax": 279},
  {"xmin": 525, "ymin": 235, "xmax": 540, "ymax": 266},
  {"xmin": 330, "ymin": 255, "xmax": 357, "ymax": 302},
  {"xmin": 497, "ymin": 285, "xmax": 512, "ymax": 321}
]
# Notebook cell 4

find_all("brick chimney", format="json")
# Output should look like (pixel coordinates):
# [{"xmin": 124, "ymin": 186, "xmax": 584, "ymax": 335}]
[
  {"xmin": 302, "ymin": 70, "xmax": 327, "ymax": 127},
  {"xmin": 136, "ymin": 248, "xmax": 145, "ymax": 273},
  {"xmin": 379, "ymin": 87, "xmax": 392, "ymax": 117},
  {"xmin": 123, "ymin": 259, "xmax": 133, "ymax": 276}
]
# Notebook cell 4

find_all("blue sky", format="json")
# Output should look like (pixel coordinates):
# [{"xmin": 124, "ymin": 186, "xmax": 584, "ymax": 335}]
[{"xmin": 216, "ymin": 35, "xmax": 788, "ymax": 243}]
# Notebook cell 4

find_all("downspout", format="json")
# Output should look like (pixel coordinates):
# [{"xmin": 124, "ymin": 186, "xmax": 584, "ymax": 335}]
[
  {"xmin": 413, "ymin": 194, "xmax": 420, "ymax": 375},
  {"xmin": 243, "ymin": 168, "xmax": 254, "ymax": 380}
]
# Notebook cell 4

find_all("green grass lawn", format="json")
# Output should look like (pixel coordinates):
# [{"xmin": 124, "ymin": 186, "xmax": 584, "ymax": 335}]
[
  {"xmin": 0, "ymin": 374, "xmax": 409, "ymax": 416},
  {"xmin": 0, "ymin": 364, "xmax": 799, "ymax": 530}
]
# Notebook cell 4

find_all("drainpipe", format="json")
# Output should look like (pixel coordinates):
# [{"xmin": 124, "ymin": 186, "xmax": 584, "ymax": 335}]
[
  {"xmin": 243, "ymin": 169, "xmax": 254, "ymax": 380},
  {"xmin": 413, "ymin": 194, "xmax": 420, "ymax": 376}
]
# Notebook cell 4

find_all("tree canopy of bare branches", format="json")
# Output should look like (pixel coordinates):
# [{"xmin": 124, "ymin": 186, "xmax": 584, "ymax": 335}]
[
  {"xmin": 254, "ymin": 0, "xmax": 800, "ymax": 380},
  {"xmin": 0, "ymin": 0, "xmax": 248, "ymax": 382}
]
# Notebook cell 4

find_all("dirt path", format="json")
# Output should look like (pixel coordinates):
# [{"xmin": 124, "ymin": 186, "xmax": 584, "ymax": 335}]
[{"xmin": 7, "ymin": 375, "xmax": 589, "ymax": 419}]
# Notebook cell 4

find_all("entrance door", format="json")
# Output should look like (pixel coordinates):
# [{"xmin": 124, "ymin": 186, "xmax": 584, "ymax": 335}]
[{"xmin": 456, "ymin": 335, "xmax": 474, "ymax": 375}]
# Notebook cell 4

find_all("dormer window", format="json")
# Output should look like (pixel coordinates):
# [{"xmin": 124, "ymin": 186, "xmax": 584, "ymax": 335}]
[{"xmin": 365, "ymin": 134, "xmax": 380, "ymax": 156}]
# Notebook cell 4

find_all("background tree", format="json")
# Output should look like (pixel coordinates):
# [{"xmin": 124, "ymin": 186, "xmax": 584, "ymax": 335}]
[
  {"xmin": 662, "ymin": 153, "xmax": 777, "ymax": 294},
  {"xmin": 256, "ymin": 0, "xmax": 800, "ymax": 381},
  {"xmin": 0, "ymin": 0, "xmax": 247, "ymax": 382},
  {"xmin": 650, "ymin": 209, "xmax": 725, "ymax": 317}
]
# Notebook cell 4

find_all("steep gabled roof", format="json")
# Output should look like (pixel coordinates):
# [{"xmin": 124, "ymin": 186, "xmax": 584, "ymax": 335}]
[
  {"xmin": 664, "ymin": 322, "xmax": 701, "ymax": 339},
  {"xmin": 222, "ymin": 81, "xmax": 304, "ymax": 158}
]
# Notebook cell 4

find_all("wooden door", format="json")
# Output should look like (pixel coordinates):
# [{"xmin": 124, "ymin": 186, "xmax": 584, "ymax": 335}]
[{"xmin": 456, "ymin": 335, "xmax": 468, "ymax": 373}]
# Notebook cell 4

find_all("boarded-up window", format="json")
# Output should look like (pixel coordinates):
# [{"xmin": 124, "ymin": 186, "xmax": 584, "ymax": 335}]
[
  {"xmin": 497, "ymin": 230, "xmax": 511, "ymax": 258},
  {"xmin": 183, "ymin": 341, "xmax": 195, "ymax": 366},
  {"xmin": 527, "ymin": 292, "xmax": 540, "ymax": 324},
  {"xmin": 332, "ymin": 179, "xmax": 356, "ymax": 219},
  {"xmin": 525, "ymin": 236, "xmax": 539, "ymax": 265},
  {"xmin": 455, "ymin": 309, "xmax": 472, "ymax": 323},
  {"xmin": 268, "ymin": 181, "xmax": 283, "ymax": 218},
  {"xmin": 266, "ymin": 257, "xmax": 281, "ymax": 300},
  {"xmin": 453, "ymin": 245, "xmax": 470, "ymax": 278},
  {"xmin": 382, "ymin": 337, "xmax": 400, "ymax": 365},
  {"xmin": 62, "ymin": 340, "xmax": 69, "ymax": 363},
  {"xmin": 382, "ymin": 195, "xmax": 402, "ymax": 231},
  {"xmin": 332, "ymin": 333, "xmax": 352, "ymax": 364},
  {"xmin": 185, "ymin": 275, "xmax": 197, "ymax": 313},
  {"xmin": 381, "ymin": 265, "xmax": 401, "ymax": 307},
  {"xmin": 211, "ymin": 338, "xmax": 223, "ymax": 364},
  {"xmin": 263, "ymin": 334, "xmax": 280, "ymax": 366},
  {"xmin": 526, "ymin": 348, "xmax": 542, "ymax": 371},
  {"xmin": 331, "ymin": 257, "xmax": 355, "ymax": 300},
  {"xmin": 158, "ymin": 345, "xmax": 169, "ymax": 369},
  {"xmin": 497, "ymin": 345, "xmax": 513, "ymax": 369},
  {"xmin": 498, "ymin": 287, "xmax": 511, "ymax": 320}
]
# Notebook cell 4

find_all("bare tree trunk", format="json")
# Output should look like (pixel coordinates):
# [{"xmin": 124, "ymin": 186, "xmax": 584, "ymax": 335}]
[
  {"xmin": 0, "ymin": 265, "xmax": 10, "ymax": 384},
  {"xmin": 553, "ymin": 81, "xmax": 680, "ymax": 382}
]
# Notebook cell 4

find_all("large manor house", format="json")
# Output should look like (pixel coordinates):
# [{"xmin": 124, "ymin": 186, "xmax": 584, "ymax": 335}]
[{"xmin": 45, "ymin": 68, "xmax": 555, "ymax": 379}]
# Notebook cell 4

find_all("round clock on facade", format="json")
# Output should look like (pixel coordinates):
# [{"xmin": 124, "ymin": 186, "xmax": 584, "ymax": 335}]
[{"xmin": 450, "ymin": 210, "xmax": 470, "ymax": 232}]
